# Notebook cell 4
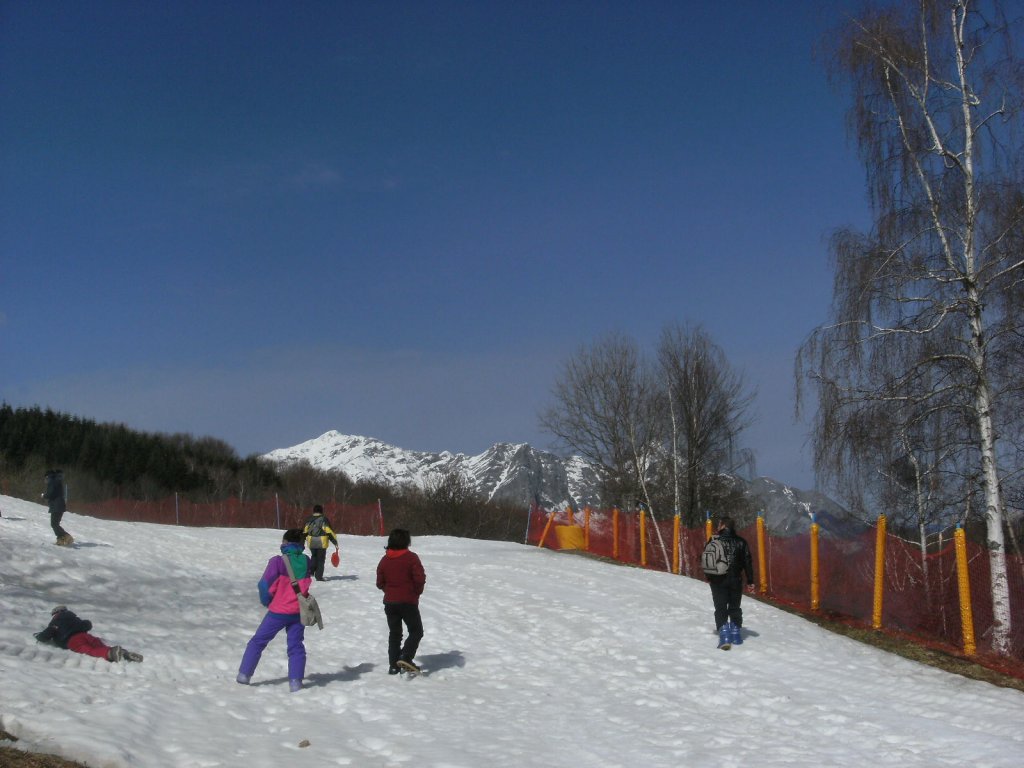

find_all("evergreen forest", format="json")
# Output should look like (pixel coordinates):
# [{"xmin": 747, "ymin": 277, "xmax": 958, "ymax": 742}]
[{"xmin": 0, "ymin": 403, "xmax": 525, "ymax": 541}]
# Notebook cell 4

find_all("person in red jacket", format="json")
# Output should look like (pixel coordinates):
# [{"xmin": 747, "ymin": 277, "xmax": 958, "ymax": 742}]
[{"xmin": 376, "ymin": 528, "xmax": 426, "ymax": 675}]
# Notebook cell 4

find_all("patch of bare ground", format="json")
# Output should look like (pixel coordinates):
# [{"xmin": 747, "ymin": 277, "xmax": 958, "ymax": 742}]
[{"xmin": 0, "ymin": 730, "xmax": 89, "ymax": 768}]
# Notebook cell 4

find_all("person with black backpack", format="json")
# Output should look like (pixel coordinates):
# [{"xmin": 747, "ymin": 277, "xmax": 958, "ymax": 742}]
[
  {"xmin": 302, "ymin": 504, "xmax": 338, "ymax": 581},
  {"xmin": 702, "ymin": 516, "xmax": 754, "ymax": 649}
]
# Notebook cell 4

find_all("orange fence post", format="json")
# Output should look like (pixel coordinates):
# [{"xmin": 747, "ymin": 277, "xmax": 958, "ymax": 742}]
[
  {"xmin": 756, "ymin": 512, "xmax": 767, "ymax": 595},
  {"xmin": 538, "ymin": 508, "xmax": 557, "ymax": 549},
  {"xmin": 583, "ymin": 506, "xmax": 591, "ymax": 551},
  {"xmin": 567, "ymin": 505, "xmax": 575, "ymax": 527},
  {"xmin": 612, "ymin": 507, "xmax": 620, "ymax": 560},
  {"xmin": 872, "ymin": 514, "xmax": 887, "ymax": 630},
  {"xmin": 705, "ymin": 511, "xmax": 713, "ymax": 542},
  {"xmin": 954, "ymin": 524, "xmax": 977, "ymax": 656},
  {"xmin": 810, "ymin": 514, "xmax": 820, "ymax": 611},
  {"xmin": 639, "ymin": 508, "xmax": 647, "ymax": 567},
  {"xmin": 672, "ymin": 512, "xmax": 681, "ymax": 575}
]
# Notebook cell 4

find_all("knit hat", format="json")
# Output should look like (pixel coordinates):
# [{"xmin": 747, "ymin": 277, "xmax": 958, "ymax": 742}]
[{"xmin": 51, "ymin": 605, "xmax": 67, "ymax": 615}]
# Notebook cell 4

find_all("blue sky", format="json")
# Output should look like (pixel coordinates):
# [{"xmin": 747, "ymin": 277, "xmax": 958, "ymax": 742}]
[{"xmin": 0, "ymin": 1, "xmax": 872, "ymax": 489}]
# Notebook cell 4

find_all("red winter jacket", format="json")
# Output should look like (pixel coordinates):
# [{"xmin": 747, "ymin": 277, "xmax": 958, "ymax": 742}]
[{"xmin": 376, "ymin": 549, "xmax": 426, "ymax": 605}]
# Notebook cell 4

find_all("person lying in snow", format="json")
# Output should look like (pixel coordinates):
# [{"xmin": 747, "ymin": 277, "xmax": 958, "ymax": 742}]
[{"xmin": 34, "ymin": 606, "xmax": 143, "ymax": 662}]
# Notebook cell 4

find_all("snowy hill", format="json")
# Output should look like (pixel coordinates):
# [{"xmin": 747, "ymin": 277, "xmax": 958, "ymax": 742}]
[
  {"xmin": 263, "ymin": 431, "xmax": 858, "ymax": 536},
  {"xmin": 2, "ymin": 496, "xmax": 1023, "ymax": 767}
]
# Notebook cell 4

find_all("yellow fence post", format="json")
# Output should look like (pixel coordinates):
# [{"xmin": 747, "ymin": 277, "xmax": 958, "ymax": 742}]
[
  {"xmin": 639, "ymin": 507, "xmax": 647, "ymax": 567},
  {"xmin": 705, "ymin": 511, "xmax": 713, "ymax": 541},
  {"xmin": 954, "ymin": 524, "xmax": 977, "ymax": 656},
  {"xmin": 756, "ymin": 512, "xmax": 767, "ymax": 595},
  {"xmin": 537, "ymin": 508, "xmax": 556, "ymax": 549},
  {"xmin": 672, "ymin": 512, "xmax": 681, "ymax": 574},
  {"xmin": 872, "ymin": 514, "xmax": 887, "ymax": 630},
  {"xmin": 584, "ymin": 505, "xmax": 591, "ymax": 551},
  {"xmin": 810, "ymin": 514, "xmax": 820, "ymax": 611},
  {"xmin": 612, "ymin": 507, "xmax": 620, "ymax": 560}
]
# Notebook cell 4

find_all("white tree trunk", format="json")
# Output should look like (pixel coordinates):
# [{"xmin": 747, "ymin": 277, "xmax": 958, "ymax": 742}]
[
  {"xmin": 954, "ymin": 2, "xmax": 1010, "ymax": 654},
  {"xmin": 910, "ymin": 451, "xmax": 929, "ymax": 602},
  {"xmin": 973, "ymin": 360, "xmax": 1011, "ymax": 653},
  {"xmin": 631, "ymin": 447, "xmax": 670, "ymax": 572}
]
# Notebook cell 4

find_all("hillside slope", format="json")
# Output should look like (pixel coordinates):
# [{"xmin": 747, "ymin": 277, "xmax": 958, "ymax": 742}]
[{"xmin": 1, "ymin": 498, "xmax": 1022, "ymax": 767}]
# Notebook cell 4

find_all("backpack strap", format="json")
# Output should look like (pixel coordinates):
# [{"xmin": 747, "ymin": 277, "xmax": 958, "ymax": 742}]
[{"xmin": 281, "ymin": 556, "xmax": 303, "ymax": 595}]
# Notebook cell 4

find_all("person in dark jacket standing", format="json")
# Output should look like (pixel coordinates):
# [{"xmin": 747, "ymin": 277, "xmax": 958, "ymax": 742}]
[
  {"xmin": 707, "ymin": 516, "xmax": 755, "ymax": 646},
  {"xmin": 376, "ymin": 528, "xmax": 426, "ymax": 675},
  {"xmin": 35, "ymin": 606, "xmax": 143, "ymax": 662},
  {"xmin": 302, "ymin": 504, "xmax": 339, "ymax": 581},
  {"xmin": 42, "ymin": 469, "xmax": 72, "ymax": 546}
]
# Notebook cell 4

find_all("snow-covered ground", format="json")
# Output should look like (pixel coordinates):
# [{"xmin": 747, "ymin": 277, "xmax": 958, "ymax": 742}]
[{"xmin": 2, "ymin": 494, "xmax": 1023, "ymax": 768}]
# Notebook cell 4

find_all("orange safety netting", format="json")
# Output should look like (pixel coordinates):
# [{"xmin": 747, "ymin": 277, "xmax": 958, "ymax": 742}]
[
  {"xmin": 528, "ymin": 504, "xmax": 1024, "ymax": 665},
  {"xmin": 73, "ymin": 497, "xmax": 386, "ymax": 536}
]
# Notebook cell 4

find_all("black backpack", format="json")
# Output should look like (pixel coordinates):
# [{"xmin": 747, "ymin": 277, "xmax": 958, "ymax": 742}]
[{"xmin": 306, "ymin": 515, "xmax": 326, "ymax": 538}]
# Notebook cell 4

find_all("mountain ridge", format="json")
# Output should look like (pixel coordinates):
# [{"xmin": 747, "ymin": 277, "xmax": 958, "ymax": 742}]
[{"xmin": 262, "ymin": 431, "xmax": 858, "ymax": 537}]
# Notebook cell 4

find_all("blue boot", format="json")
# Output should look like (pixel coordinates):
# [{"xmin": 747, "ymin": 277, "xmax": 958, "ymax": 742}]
[
  {"xmin": 717, "ymin": 622, "xmax": 732, "ymax": 650},
  {"xmin": 731, "ymin": 623, "xmax": 743, "ymax": 646}
]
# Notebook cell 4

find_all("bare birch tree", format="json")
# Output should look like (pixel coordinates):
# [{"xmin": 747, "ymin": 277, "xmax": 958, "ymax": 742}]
[
  {"xmin": 658, "ymin": 323, "xmax": 755, "ymax": 527},
  {"xmin": 540, "ymin": 333, "xmax": 673, "ymax": 566},
  {"xmin": 798, "ymin": 0, "xmax": 1024, "ymax": 654}
]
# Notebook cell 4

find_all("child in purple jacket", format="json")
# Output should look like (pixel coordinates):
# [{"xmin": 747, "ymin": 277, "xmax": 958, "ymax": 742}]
[{"xmin": 237, "ymin": 529, "xmax": 313, "ymax": 692}]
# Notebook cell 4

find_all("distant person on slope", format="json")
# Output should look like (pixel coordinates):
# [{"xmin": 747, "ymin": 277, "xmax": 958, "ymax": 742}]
[
  {"xmin": 303, "ymin": 504, "xmax": 339, "ymax": 581},
  {"xmin": 237, "ymin": 528, "xmax": 314, "ymax": 693},
  {"xmin": 376, "ymin": 528, "xmax": 426, "ymax": 675},
  {"xmin": 706, "ymin": 516, "xmax": 755, "ymax": 647},
  {"xmin": 34, "ymin": 606, "xmax": 143, "ymax": 662},
  {"xmin": 42, "ymin": 469, "xmax": 72, "ymax": 546}
]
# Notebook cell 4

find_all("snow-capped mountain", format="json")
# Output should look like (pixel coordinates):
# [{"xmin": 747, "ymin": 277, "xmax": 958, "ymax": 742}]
[
  {"xmin": 736, "ymin": 476, "xmax": 866, "ymax": 537},
  {"xmin": 262, "ymin": 431, "xmax": 860, "ymax": 536},
  {"xmin": 262, "ymin": 431, "xmax": 603, "ymax": 511}
]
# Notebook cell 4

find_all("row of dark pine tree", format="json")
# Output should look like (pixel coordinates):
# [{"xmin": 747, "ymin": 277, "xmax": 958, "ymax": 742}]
[
  {"xmin": 0, "ymin": 403, "xmax": 526, "ymax": 541},
  {"xmin": 0, "ymin": 403, "xmax": 273, "ymax": 498}
]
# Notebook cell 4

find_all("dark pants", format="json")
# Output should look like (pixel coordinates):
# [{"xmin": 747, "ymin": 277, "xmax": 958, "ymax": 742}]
[
  {"xmin": 384, "ymin": 602, "xmax": 423, "ymax": 666},
  {"xmin": 709, "ymin": 576, "xmax": 744, "ymax": 630},
  {"xmin": 309, "ymin": 548, "xmax": 327, "ymax": 580},
  {"xmin": 50, "ymin": 507, "xmax": 68, "ymax": 539}
]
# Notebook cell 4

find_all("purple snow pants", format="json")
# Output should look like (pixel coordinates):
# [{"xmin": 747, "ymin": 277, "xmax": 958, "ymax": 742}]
[{"xmin": 239, "ymin": 611, "xmax": 306, "ymax": 682}]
